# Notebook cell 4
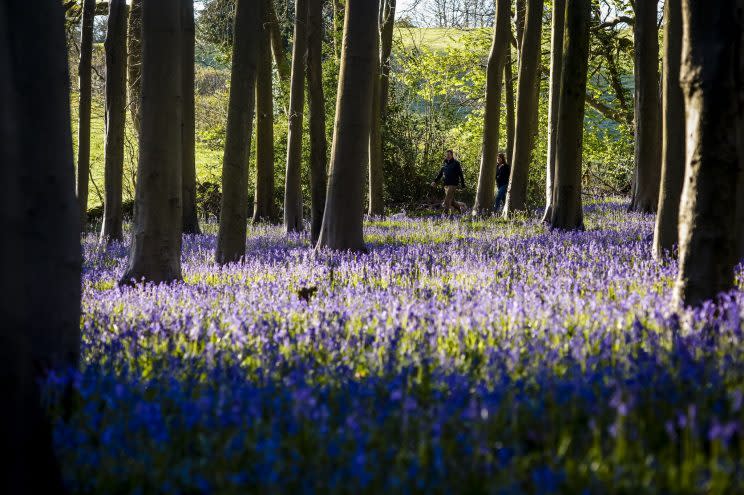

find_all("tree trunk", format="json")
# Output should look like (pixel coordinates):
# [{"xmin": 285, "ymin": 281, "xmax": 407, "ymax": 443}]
[
  {"xmin": 216, "ymin": 0, "xmax": 260, "ymax": 265},
  {"xmin": 120, "ymin": 0, "xmax": 183, "ymax": 285},
  {"xmin": 100, "ymin": 0, "xmax": 127, "ymax": 242},
  {"xmin": 515, "ymin": 0, "xmax": 526, "ymax": 52},
  {"xmin": 541, "ymin": 0, "xmax": 565, "ymax": 222},
  {"xmin": 505, "ymin": 47, "xmax": 515, "ymax": 166},
  {"xmin": 379, "ymin": 0, "xmax": 396, "ymax": 117},
  {"xmin": 333, "ymin": 0, "xmax": 345, "ymax": 61},
  {"xmin": 254, "ymin": 0, "xmax": 275, "ymax": 223},
  {"xmin": 673, "ymin": 0, "xmax": 742, "ymax": 307},
  {"xmin": 284, "ymin": 0, "xmax": 308, "ymax": 233},
  {"xmin": 181, "ymin": 0, "xmax": 200, "ymax": 235},
  {"xmin": 76, "ymin": 0, "xmax": 95, "ymax": 228},
  {"xmin": 268, "ymin": 1, "xmax": 291, "ymax": 84},
  {"xmin": 549, "ymin": 0, "xmax": 590, "ymax": 230},
  {"xmin": 0, "ymin": 2, "xmax": 80, "ymax": 490},
  {"xmin": 629, "ymin": 0, "xmax": 662, "ymax": 213},
  {"xmin": 473, "ymin": 0, "xmax": 510, "ymax": 214},
  {"xmin": 307, "ymin": 0, "xmax": 328, "ymax": 245},
  {"xmin": 316, "ymin": 0, "xmax": 377, "ymax": 251},
  {"xmin": 504, "ymin": 0, "xmax": 543, "ymax": 215},
  {"xmin": 652, "ymin": 0, "xmax": 685, "ymax": 259},
  {"xmin": 127, "ymin": 0, "xmax": 142, "ymax": 135}
]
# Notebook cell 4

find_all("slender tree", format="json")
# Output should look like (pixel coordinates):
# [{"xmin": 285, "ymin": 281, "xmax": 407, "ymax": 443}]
[
  {"xmin": 515, "ymin": 0, "xmax": 526, "ymax": 51},
  {"xmin": 284, "ymin": 0, "xmax": 308, "ymax": 233},
  {"xmin": 504, "ymin": 0, "xmax": 544, "ymax": 215},
  {"xmin": 333, "ymin": 0, "xmax": 345, "ymax": 61},
  {"xmin": 473, "ymin": 0, "xmax": 511, "ymax": 214},
  {"xmin": 268, "ymin": 1, "xmax": 291, "ymax": 84},
  {"xmin": 76, "ymin": 0, "xmax": 95, "ymax": 228},
  {"xmin": 379, "ymin": 0, "xmax": 396, "ymax": 118},
  {"xmin": 504, "ymin": 49, "xmax": 515, "ymax": 164},
  {"xmin": 629, "ymin": 0, "xmax": 662, "ymax": 213},
  {"xmin": 254, "ymin": 0, "xmax": 275, "ymax": 223},
  {"xmin": 673, "ymin": 0, "xmax": 742, "ymax": 307},
  {"xmin": 182, "ymin": 0, "xmax": 200, "ymax": 234},
  {"xmin": 0, "ymin": 1, "xmax": 81, "ymax": 490},
  {"xmin": 127, "ymin": 0, "xmax": 142, "ymax": 135},
  {"xmin": 307, "ymin": 0, "xmax": 328, "ymax": 245},
  {"xmin": 316, "ymin": 0, "xmax": 377, "ymax": 251},
  {"xmin": 120, "ymin": 0, "xmax": 184, "ymax": 285},
  {"xmin": 653, "ymin": 0, "xmax": 685, "ymax": 259}
]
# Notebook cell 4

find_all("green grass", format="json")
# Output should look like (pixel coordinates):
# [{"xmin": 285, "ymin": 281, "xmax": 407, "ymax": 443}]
[{"xmin": 396, "ymin": 26, "xmax": 488, "ymax": 51}]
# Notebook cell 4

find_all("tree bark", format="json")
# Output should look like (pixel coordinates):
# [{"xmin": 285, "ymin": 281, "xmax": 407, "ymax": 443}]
[
  {"xmin": 182, "ymin": 0, "xmax": 200, "ymax": 235},
  {"xmin": 549, "ymin": 0, "xmax": 590, "ymax": 230},
  {"xmin": 254, "ymin": 0, "xmax": 275, "ymax": 223},
  {"xmin": 121, "ymin": 0, "xmax": 183, "ymax": 285},
  {"xmin": 268, "ymin": 1, "xmax": 291, "ymax": 84},
  {"xmin": 0, "ymin": 1, "xmax": 80, "ymax": 490},
  {"xmin": 504, "ymin": 0, "xmax": 544, "ymax": 215},
  {"xmin": 316, "ymin": 0, "xmax": 377, "ymax": 251},
  {"xmin": 673, "ymin": 0, "xmax": 743, "ymax": 307},
  {"xmin": 100, "ymin": 0, "xmax": 127, "ymax": 242},
  {"xmin": 473, "ymin": 0, "xmax": 510, "ymax": 213},
  {"xmin": 307, "ymin": 0, "xmax": 328, "ymax": 245},
  {"xmin": 379, "ymin": 0, "xmax": 396, "ymax": 117},
  {"xmin": 541, "ymin": 0, "xmax": 565, "ymax": 222},
  {"xmin": 629, "ymin": 0, "xmax": 662, "ymax": 213},
  {"xmin": 515, "ymin": 0, "xmax": 526, "ymax": 52},
  {"xmin": 284, "ymin": 0, "xmax": 308, "ymax": 232},
  {"xmin": 505, "ymin": 47, "xmax": 515, "ymax": 166},
  {"xmin": 652, "ymin": 0, "xmax": 685, "ymax": 259},
  {"xmin": 76, "ymin": 0, "xmax": 95, "ymax": 228},
  {"xmin": 127, "ymin": 0, "xmax": 142, "ymax": 135}
]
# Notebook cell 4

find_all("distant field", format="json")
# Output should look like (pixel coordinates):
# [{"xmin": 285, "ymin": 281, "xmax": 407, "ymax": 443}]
[{"xmin": 396, "ymin": 26, "xmax": 489, "ymax": 51}]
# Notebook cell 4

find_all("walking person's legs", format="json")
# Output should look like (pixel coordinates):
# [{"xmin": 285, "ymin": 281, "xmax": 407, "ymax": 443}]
[
  {"xmin": 493, "ymin": 185, "xmax": 507, "ymax": 214},
  {"xmin": 443, "ymin": 186, "xmax": 456, "ymax": 214}
]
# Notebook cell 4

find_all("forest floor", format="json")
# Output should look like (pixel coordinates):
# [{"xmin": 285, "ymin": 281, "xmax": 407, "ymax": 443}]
[{"xmin": 47, "ymin": 201, "xmax": 744, "ymax": 493}]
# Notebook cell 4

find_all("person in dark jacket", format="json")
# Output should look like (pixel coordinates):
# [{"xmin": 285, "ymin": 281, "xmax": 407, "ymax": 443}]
[
  {"xmin": 493, "ymin": 153, "xmax": 510, "ymax": 213},
  {"xmin": 431, "ymin": 150, "xmax": 466, "ymax": 214}
]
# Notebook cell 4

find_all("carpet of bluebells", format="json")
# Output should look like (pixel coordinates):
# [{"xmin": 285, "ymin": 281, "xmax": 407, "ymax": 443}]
[{"xmin": 45, "ymin": 202, "xmax": 744, "ymax": 494}]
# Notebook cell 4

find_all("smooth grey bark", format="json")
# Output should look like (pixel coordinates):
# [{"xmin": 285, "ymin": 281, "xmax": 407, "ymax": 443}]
[
  {"xmin": 254, "ymin": 0, "xmax": 275, "ymax": 223},
  {"xmin": 101, "ymin": 0, "xmax": 127, "ymax": 242},
  {"xmin": 182, "ymin": 0, "xmax": 200, "ymax": 235},
  {"xmin": 284, "ymin": 0, "xmax": 308, "ymax": 233},
  {"xmin": 541, "ymin": 0, "xmax": 565, "ymax": 222},
  {"xmin": 0, "ymin": 1, "xmax": 80, "ymax": 490},
  {"xmin": 216, "ymin": 0, "xmax": 260, "ymax": 265},
  {"xmin": 76, "ymin": 0, "xmax": 95, "ymax": 228},
  {"xmin": 653, "ymin": 0, "xmax": 685, "ymax": 259},
  {"xmin": 307, "ymin": 0, "xmax": 328, "ymax": 245},
  {"xmin": 268, "ymin": 1, "xmax": 290, "ymax": 84},
  {"xmin": 121, "ymin": 0, "xmax": 183, "ymax": 285},
  {"xmin": 629, "ymin": 0, "xmax": 662, "ymax": 213},
  {"xmin": 127, "ymin": 0, "xmax": 142, "ymax": 135},
  {"xmin": 473, "ymin": 0, "xmax": 511, "ymax": 214},
  {"xmin": 673, "ymin": 0, "xmax": 742, "ymax": 307},
  {"xmin": 316, "ymin": 0, "xmax": 377, "ymax": 251},
  {"xmin": 549, "ymin": 0, "xmax": 590, "ymax": 230},
  {"xmin": 505, "ymin": 49, "xmax": 515, "ymax": 165},
  {"xmin": 504, "ymin": 0, "xmax": 544, "ymax": 215}
]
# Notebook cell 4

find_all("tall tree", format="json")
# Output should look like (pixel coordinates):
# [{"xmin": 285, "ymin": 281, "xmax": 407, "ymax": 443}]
[
  {"xmin": 673, "ymin": 0, "xmax": 742, "ymax": 307},
  {"xmin": 629, "ymin": 0, "xmax": 662, "ymax": 213},
  {"xmin": 216, "ymin": 0, "xmax": 260, "ymax": 264},
  {"xmin": 100, "ymin": 0, "xmax": 128, "ymax": 242},
  {"xmin": 515, "ymin": 0, "xmax": 526, "ymax": 51},
  {"xmin": 127, "ymin": 0, "xmax": 142, "ymax": 135},
  {"xmin": 504, "ymin": 0, "xmax": 544, "ymax": 215},
  {"xmin": 268, "ymin": 1, "xmax": 291, "ymax": 84},
  {"xmin": 316, "ymin": 0, "xmax": 377, "ymax": 251},
  {"xmin": 504, "ymin": 49, "xmax": 515, "ymax": 165},
  {"xmin": 653, "ymin": 0, "xmax": 685, "ymax": 259},
  {"xmin": 541, "ymin": 0, "xmax": 565, "ymax": 222},
  {"xmin": 549, "ymin": 0, "xmax": 591, "ymax": 230},
  {"xmin": 76, "ymin": 0, "xmax": 95, "ymax": 228},
  {"xmin": 284, "ymin": 0, "xmax": 308, "ymax": 233},
  {"xmin": 120, "ymin": 0, "xmax": 183, "ymax": 285},
  {"xmin": 0, "ymin": 1, "xmax": 81, "ymax": 490},
  {"xmin": 333, "ymin": 0, "xmax": 345, "ymax": 61},
  {"xmin": 307, "ymin": 0, "xmax": 328, "ymax": 245},
  {"xmin": 254, "ymin": 0, "xmax": 275, "ymax": 223},
  {"xmin": 182, "ymin": 0, "xmax": 200, "ymax": 235},
  {"xmin": 473, "ymin": 0, "xmax": 510, "ymax": 213}
]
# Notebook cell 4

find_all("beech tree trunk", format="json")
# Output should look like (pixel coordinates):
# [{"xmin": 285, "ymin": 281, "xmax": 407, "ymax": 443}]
[
  {"xmin": 673, "ymin": 0, "xmax": 742, "ymax": 307},
  {"xmin": 549, "ymin": 0, "xmax": 590, "ymax": 230},
  {"xmin": 653, "ymin": 0, "xmax": 685, "ymax": 259},
  {"xmin": 127, "ymin": 0, "xmax": 142, "ymax": 135},
  {"xmin": 504, "ymin": 0, "xmax": 543, "ymax": 215},
  {"xmin": 76, "ymin": 0, "xmax": 95, "ymax": 228},
  {"xmin": 268, "ymin": 1, "xmax": 290, "ymax": 84},
  {"xmin": 629, "ymin": 0, "xmax": 662, "ymax": 213},
  {"xmin": 121, "ymin": 0, "xmax": 183, "ymax": 285},
  {"xmin": 254, "ymin": 0, "xmax": 275, "ymax": 223},
  {"xmin": 505, "ymin": 49, "xmax": 515, "ymax": 165},
  {"xmin": 473, "ymin": 0, "xmax": 510, "ymax": 213},
  {"xmin": 316, "ymin": 0, "xmax": 377, "ymax": 251},
  {"xmin": 307, "ymin": 0, "xmax": 328, "ymax": 245},
  {"xmin": 515, "ymin": 0, "xmax": 526, "ymax": 52},
  {"xmin": 284, "ymin": 0, "xmax": 308, "ymax": 233},
  {"xmin": 101, "ymin": 0, "xmax": 127, "ymax": 242},
  {"xmin": 541, "ymin": 0, "xmax": 565, "ymax": 222},
  {"xmin": 379, "ymin": 0, "xmax": 396, "ymax": 117},
  {"xmin": 0, "ymin": 1, "xmax": 80, "ymax": 490},
  {"xmin": 182, "ymin": 0, "xmax": 200, "ymax": 235},
  {"xmin": 216, "ymin": 0, "xmax": 260, "ymax": 265}
]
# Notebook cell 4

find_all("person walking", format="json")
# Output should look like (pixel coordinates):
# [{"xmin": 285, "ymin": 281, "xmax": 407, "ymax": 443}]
[
  {"xmin": 431, "ymin": 150, "xmax": 466, "ymax": 214},
  {"xmin": 493, "ymin": 153, "xmax": 510, "ymax": 214}
]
